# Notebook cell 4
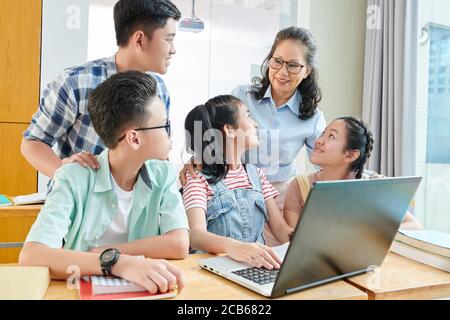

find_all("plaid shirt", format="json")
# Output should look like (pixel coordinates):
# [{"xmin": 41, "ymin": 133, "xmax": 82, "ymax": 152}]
[{"xmin": 24, "ymin": 55, "xmax": 171, "ymax": 158}]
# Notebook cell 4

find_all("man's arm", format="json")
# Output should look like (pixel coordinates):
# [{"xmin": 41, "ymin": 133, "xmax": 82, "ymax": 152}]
[
  {"xmin": 22, "ymin": 72, "xmax": 100, "ymax": 177},
  {"xmin": 21, "ymin": 139, "xmax": 99, "ymax": 178},
  {"xmin": 21, "ymin": 139, "xmax": 64, "ymax": 178}
]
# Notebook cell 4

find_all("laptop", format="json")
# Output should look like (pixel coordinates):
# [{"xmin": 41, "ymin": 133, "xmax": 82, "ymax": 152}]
[{"xmin": 198, "ymin": 176, "xmax": 422, "ymax": 298}]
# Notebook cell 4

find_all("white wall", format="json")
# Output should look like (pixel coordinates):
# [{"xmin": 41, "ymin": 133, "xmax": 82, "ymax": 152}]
[
  {"xmin": 310, "ymin": 0, "xmax": 367, "ymax": 121},
  {"xmin": 297, "ymin": 0, "xmax": 367, "ymax": 174},
  {"xmin": 41, "ymin": 0, "xmax": 90, "ymax": 86},
  {"xmin": 39, "ymin": 0, "xmax": 91, "ymax": 192}
]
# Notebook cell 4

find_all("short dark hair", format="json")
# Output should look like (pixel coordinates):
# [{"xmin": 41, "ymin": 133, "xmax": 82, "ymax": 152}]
[
  {"xmin": 114, "ymin": 0, "xmax": 181, "ymax": 47},
  {"xmin": 88, "ymin": 71, "xmax": 158, "ymax": 149}
]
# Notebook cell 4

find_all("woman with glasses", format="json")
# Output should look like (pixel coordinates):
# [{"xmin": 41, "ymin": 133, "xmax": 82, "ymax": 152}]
[{"xmin": 231, "ymin": 27, "xmax": 326, "ymax": 246}]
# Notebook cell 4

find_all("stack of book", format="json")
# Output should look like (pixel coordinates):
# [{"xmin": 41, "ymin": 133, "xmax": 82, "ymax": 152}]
[{"xmin": 391, "ymin": 230, "xmax": 450, "ymax": 272}]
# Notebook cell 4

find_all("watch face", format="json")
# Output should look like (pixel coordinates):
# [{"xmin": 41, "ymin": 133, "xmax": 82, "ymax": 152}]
[{"xmin": 102, "ymin": 250, "xmax": 115, "ymax": 263}]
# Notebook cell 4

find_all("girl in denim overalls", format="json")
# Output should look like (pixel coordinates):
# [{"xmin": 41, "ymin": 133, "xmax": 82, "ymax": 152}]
[{"xmin": 183, "ymin": 95, "xmax": 293, "ymax": 270}]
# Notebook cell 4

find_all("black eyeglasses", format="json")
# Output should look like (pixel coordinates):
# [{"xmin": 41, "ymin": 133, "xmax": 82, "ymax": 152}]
[
  {"xmin": 269, "ymin": 57, "xmax": 305, "ymax": 75},
  {"xmin": 118, "ymin": 120, "xmax": 171, "ymax": 142}
]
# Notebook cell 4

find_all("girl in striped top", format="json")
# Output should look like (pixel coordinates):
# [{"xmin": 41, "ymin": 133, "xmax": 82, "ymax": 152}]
[{"xmin": 183, "ymin": 95, "xmax": 293, "ymax": 270}]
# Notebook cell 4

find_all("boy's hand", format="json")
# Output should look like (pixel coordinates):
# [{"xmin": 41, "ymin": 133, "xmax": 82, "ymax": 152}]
[
  {"xmin": 112, "ymin": 255, "xmax": 185, "ymax": 294},
  {"xmin": 226, "ymin": 242, "xmax": 282, "ymax": 270},
  {"xmin": 62, "ymin": 151, "xmax": 100, "ymax": 170}
]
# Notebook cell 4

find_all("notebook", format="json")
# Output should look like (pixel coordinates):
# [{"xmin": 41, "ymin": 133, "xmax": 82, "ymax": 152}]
[
  {"xmin": 13, "ymin": 192, "xmax": 46, "ymax": 206},
  {"xmin": 0, "ymin": 195, "xmax": 12, "ymax": 207},
  {"xmin": 395, "ymin": 230, "xmax": 450, "ymax": 258},
  {"xmin": 0, "ymin": 266, "xmax": 50, "ymax": 300},
  {"xmin": 79, "ymin": 277, "xmax": 177, "ymax": 300},
  {"xmin": 91, "ymin": 276, "xmax": 148, "ymax": 295}
]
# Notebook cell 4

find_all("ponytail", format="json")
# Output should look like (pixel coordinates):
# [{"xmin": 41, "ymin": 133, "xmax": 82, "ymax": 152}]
[{"xmin": 184, "ymin": 95, "xmax": 242, "ymax": 184}]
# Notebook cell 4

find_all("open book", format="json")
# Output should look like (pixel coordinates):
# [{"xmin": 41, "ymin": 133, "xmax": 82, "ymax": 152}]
[{"xmin": 13, "ymin": 193, "xmax": 46, "ymax": 206}]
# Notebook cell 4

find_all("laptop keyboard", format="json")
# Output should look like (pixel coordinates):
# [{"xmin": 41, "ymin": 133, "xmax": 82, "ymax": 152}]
[{"xmin": 232, "ymin": 267, "xmax": 279, "ymax": 286}]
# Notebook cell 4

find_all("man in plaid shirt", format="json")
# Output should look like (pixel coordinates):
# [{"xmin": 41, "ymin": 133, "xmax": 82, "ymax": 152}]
[{"xmin": 21, "ymin": 0, "xmax": 180, "ymax": 178}]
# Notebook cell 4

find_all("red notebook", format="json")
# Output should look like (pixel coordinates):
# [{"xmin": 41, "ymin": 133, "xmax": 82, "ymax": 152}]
[{"xmin": 78, "ymin": 278, "xmax": 177, "ymax": 300}]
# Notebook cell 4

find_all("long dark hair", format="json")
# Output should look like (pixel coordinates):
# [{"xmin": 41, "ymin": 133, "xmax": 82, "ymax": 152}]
[
  {"xmin": 185, "ymin": 95, "xmax": 242, "ymax": 184},
  {"xmin": 252, "ymin": 27, "xmax": 321, "ymax": 121},
  {"xmin": 338, "ymin": 117, "xmax": 375, "ymax": 179}
]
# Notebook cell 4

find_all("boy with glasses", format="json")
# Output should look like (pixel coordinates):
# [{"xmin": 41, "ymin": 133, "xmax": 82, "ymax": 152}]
[{"xmin": 19, "ymin": 71, "xmax": 189, "ymax": 295}]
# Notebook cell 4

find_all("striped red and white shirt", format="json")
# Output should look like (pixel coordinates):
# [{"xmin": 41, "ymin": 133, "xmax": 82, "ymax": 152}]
[{"xmin": 183, "ymin": 165, "xmax": 279, "ymax": 212}]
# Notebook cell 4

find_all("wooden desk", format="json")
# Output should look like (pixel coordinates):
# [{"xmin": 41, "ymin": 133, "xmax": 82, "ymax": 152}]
[
  {"xmin": 44, "ymin": 254, "xmax": 368, "ymax": 300},
  {"xmin": 0, "ymin": 205, "xmax": 42, "ymax": 263},
  {"xmin": 346, "ymin": 253, "xmax": 450, "ymax": 300}
]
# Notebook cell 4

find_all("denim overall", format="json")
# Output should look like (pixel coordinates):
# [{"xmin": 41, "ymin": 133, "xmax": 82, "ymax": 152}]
[{"xmin": 204, "ymin": 164, "xmax": 269, "ymax": 244}]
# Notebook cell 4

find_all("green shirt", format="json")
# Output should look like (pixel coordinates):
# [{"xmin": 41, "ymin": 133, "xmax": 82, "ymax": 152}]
[{"xmin": 26, "ymin": 150, "xmax": 189, "ymax": 252}]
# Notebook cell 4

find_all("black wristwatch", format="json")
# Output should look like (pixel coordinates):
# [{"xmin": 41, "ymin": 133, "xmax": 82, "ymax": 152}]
[{"xmin": 99, "ymin": 248, "xmax": 121, "ymax": 277}]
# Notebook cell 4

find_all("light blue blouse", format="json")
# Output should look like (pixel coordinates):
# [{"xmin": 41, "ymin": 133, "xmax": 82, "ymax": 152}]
[{"xmin": 232, "ymin": 84, "xmax": 326, "ymax": 183}]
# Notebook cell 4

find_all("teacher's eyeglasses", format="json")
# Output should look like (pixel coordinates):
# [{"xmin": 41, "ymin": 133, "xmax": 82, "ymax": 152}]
[{"xmin": 269, "ymin": 57, "xmax": 305, "ymax": 75}]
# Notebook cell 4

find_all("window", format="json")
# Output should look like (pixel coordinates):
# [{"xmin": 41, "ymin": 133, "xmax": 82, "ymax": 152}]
[
  {"xmin": 427, "ymin": 26, "xmax": 450, "ymax": 163},
  {"xmin": 415, "ymin": 0, "xmax": 450, "ymax": 233}
]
